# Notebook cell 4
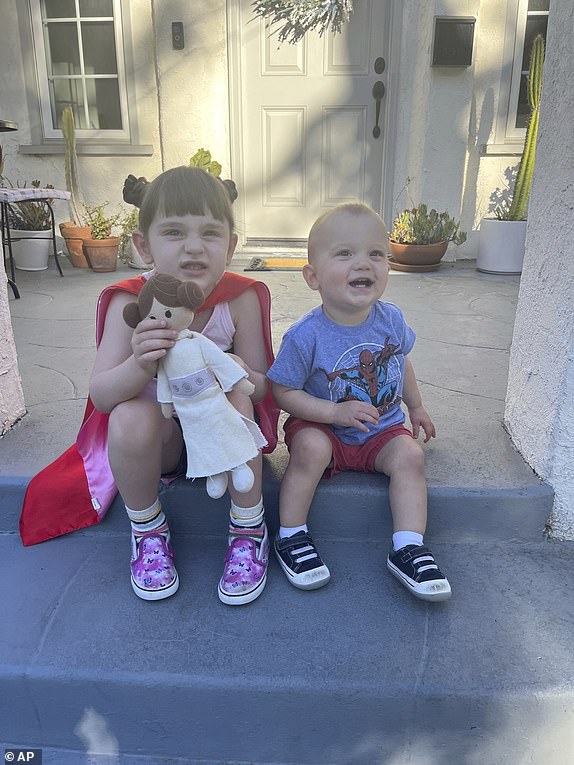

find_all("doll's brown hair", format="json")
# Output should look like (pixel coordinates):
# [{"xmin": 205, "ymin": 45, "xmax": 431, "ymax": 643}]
[{"xmin": 123, "ymin": 274, "xmax": 205, "ymax": 328}]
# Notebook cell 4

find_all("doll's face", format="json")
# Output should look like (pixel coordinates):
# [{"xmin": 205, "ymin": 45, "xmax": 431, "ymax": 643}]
[{"xmin": 146, "ymin": 297, "xmax": 194, "ymax": 332}]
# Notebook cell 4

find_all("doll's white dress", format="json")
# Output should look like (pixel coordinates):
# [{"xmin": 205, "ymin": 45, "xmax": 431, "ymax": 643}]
[{"xmin": 156, "ymin": 330, "xmax": 267, "ymax": 478}]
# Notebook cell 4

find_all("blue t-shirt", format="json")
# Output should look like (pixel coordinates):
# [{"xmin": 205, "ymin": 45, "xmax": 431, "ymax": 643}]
[{"xmin": 267, "ymin": 301, "xmax": 415, "ymax": 445}]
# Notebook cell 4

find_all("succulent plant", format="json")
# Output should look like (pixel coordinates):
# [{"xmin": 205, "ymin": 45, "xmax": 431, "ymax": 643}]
[
  {"xmin": 83, "ymin": 202, "xmax": 121, "ymax": 240},
  {"xmin": 390, "ymin": 203, "xmax": 466, "ymax": 246}
]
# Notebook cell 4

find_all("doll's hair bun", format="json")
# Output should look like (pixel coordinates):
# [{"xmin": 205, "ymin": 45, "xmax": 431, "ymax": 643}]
[{"xmin": 220, "ymin": 178, "xmax": 238, "ymax": 203}]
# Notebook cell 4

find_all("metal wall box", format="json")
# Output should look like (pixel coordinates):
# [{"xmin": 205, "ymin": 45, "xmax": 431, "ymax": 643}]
[{"xmin": 432, "ymin": 17, "xmax": 475, "ymax": 67}]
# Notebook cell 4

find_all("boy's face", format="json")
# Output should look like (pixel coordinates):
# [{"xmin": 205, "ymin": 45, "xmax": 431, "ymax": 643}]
[
  {"xmin": 303, "ymin": 209, "xmax": 389, "ymax": 325},
  {"xmin": 133, "ymin": 212, "xmax": 237, "ymax": 298}
]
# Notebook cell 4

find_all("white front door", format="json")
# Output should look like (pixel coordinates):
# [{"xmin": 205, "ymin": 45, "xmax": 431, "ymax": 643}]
[{"xmin": 229, "ymin": 0, "xmax": 392, "ymax": 247}]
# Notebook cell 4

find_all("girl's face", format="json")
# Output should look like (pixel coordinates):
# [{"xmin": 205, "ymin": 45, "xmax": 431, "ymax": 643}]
[{"xmin": 133, "ymin": 211, "xmax": 237, "ymax": 297}]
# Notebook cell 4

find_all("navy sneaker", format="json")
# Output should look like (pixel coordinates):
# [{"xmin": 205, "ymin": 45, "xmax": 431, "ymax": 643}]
[
  {"xmin": 387, "ymin": 544, "xmax": 451, "ymax": 602},
  {"xmin": 274, "ymin": 531, "xmax": 331, "ymax": 590}
]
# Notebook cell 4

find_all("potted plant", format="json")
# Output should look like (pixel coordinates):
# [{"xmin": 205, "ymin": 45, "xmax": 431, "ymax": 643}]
[
  {"xmin": 59, "ymin": 106, "xmax": 91, "ymax": 268},
  {"xmin": 119, "ymin": 207, "xmax": 148, "ymax": 269},
  {"xmin": 388, "ymin": 203, "xmax": 466, "ymax": 272},
  {"xmin": 1, "ymin": 179, "xmax": 54, "ymax": 271},
  {"xmin": 477, "ymin": 35, "xmax": 544, "ymax": 275},
  {"xmin": 82, "ymin": 203, "xmax": 121, "ymax": 272}
]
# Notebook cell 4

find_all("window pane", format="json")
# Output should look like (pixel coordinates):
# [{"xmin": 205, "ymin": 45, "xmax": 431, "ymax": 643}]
[
  {"xmin": 52, "ymin": 80, "xmax": 87, "ymax": 128},
  {"xmin": 44, "ymin": 0, "xmax": 76, "ymax": 18},
  {"xmin": 86, "ymin": 79, "xmax": 122, "ymax": 129},
  {"xmin": 82, "ymin": 22, "xmax": 118, "ymax": 74},
  {"xmin": 47, "ymin": 22, "xmax": 81, "ymax": 75},
  {"xmin": 79, "ymin": 0, "xmax": 113, "ymax": 16},
  {"xmin": 521, "ymin": 17, "xmax": 547, "ymax": 70},
  {"xmin": 528, "ymin": 0, "xmax": 549, "ymax": 11}
]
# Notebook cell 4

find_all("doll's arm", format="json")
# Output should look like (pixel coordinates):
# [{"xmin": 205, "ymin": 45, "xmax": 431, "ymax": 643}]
[
  {"xmin": 156, "ymin": 362, "xmax": 174, "ymax": 419},
  {"xmin": 198, "ymin": 334, "xmax": 248, "ymax": 392}
]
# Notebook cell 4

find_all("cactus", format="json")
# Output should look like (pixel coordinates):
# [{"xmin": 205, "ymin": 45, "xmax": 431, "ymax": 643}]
[
  {"xmin": 504, "ymin": 35, "xmax": 545, "ymax": 221},
  {"xmin": 61, "ymin": 107, "xmax": 86, "ymax": 226}
]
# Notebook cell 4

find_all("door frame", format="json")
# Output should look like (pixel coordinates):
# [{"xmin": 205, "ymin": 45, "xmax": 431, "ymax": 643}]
[{"xmin": 226, "ymin": 0, "xmax": 403, "ymax": 246}]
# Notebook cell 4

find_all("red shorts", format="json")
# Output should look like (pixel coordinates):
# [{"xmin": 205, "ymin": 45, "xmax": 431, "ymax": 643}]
[{"xmin": 283, "ymin": 416, "xmax": 413, "ymax": 478}]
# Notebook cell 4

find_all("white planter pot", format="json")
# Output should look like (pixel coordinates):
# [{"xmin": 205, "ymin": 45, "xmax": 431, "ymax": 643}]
[
  {"xmin": 9, "ymin": 229, "xmax": 52, "ymax": 271},
  {"xmin": 477, "ymin": 218, "xmax": 527, "ymax": 275}
]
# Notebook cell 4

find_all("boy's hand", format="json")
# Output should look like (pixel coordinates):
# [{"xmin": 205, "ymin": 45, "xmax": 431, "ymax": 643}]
[
  {"xmin": 331, "ymin": 400, "xmax": 380, "ymax": 433},
  {"xmin": 131, "ymin": 319, "xmax": 177, "ymax": 373},
  {"xmin": 408, "ymin": 405, "xmax": 436, "ymax": 443}
]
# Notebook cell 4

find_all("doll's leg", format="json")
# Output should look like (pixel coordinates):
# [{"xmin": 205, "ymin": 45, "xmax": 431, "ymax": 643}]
[
  {"xmin": 108, "ymin": 398, "xmax": 183, "ymax": 601},
  {"xmin": 218, "ymin": 389, "xmax": 267, "ymax": 605}
]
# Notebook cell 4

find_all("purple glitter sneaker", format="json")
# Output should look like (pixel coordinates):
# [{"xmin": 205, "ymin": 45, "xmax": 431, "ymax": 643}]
[
  {"xmin": 218, "ymin": 522, "xmax": 269, "ymax": 605},
  {"xmin": 130, "ymin": 527, "xmax": 179, "ymax": 601}
]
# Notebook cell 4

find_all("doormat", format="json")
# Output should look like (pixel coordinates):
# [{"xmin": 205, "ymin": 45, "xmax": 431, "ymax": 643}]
[{"xmin": 244, "ymin": 256, "xmax": 307, "ymax": 271}]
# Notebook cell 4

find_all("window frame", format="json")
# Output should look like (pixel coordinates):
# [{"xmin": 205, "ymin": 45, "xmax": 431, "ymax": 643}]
[
  {"xmin": 30, "ymin": 0, "xmax": 131, "ymax": 142},
  {"xmin": 488, "ymin": 0, "xmax": 548, "ymax": 153}
]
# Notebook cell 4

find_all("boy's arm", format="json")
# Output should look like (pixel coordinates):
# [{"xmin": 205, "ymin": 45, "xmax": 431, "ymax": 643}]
[
  {"xmin": 272, "ymin": 382, "xmax": 379, "ymax": 433},
  {"xmin": 228, "ymin": 288, "xmax": 268, "ymax": 403},
  {"xmin": 402, "ymin": 357, "xmax": 436, "ymax": 442},
  {"xmin": 89, "ymin": 292, "xmax": 177, "ymax": 413}
]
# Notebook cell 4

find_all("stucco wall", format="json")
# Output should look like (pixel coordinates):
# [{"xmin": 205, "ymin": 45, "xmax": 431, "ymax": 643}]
[
  {"xmin": 505, "ymin": 0, "xmax": 574, "ymax": 539},
  {"xmin": 392, "ymin": 0, "xmax": 521, "ymax": 259},
  {"xmin": 0, "ymin": 259, "xmax": 25, "ymax": 435}
]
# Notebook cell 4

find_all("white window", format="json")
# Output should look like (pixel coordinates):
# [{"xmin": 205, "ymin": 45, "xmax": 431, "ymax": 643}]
[
  {"xmin": 505, "ymin": 0, "xmax": 549, "ymax": 141},
  {"xmin": 30, "ymin": 0, "xmax": 130, "ymax": 141}
]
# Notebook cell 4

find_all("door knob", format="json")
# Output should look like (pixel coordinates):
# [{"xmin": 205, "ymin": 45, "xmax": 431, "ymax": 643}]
[{"xmin": 372, "ymin": 80, "xmax": 385, "ymax": 139}]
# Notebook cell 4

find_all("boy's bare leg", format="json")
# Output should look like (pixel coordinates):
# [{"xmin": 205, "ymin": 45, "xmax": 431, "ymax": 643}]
[
  {"xmin": 374, "ymin": 434, "xmax": 427, "ymax": 534},
  {"xmin": 374, "ymin": 434, "xmax": 451, "ymax": 601},
  {"xmin": 279, "ymin": 427, "xmax": 333, "ymax": 527},
  {"xmin": 108, "ymin": 397, "xmax": 183, "ymax": 511}
]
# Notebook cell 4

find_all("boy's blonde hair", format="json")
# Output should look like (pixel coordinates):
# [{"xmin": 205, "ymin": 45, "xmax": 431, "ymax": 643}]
[
  {"xmin": 307, "ymin": 202, "xmax": 388, "ymax": 262},
  {"xmin": 138, "ymin": 166, "xmax": 235, "ymax": 236}
]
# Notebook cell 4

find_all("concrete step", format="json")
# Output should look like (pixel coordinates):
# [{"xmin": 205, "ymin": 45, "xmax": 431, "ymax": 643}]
[
  {"xmin": 0, "ymin": 452, "xmax": 553, "ymax": 546},
  {"xmin": 2, "ymin": 525, "xmax": 574, "ymax": 763}
]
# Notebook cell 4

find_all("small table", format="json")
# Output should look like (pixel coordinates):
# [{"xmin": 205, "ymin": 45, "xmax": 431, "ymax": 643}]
[{"xmin": 1, "ymin": 187, "xmax": 71, "ymax": 299}]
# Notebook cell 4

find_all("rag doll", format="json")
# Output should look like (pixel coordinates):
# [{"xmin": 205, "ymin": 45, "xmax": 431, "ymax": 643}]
[{"xmin": 123, "ymin": 274, "xmax": 267, "ymax": 499}]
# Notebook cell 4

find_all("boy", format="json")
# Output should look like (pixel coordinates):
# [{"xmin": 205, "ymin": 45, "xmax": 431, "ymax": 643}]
[{"xmin": 267, "ymin": 203, "xmax": 451, "ymax": 602}]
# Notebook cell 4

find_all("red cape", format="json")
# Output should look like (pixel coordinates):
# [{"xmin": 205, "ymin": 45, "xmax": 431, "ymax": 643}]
[{"xmin": 19, "ymin": 272, "xmax": 279, "ymax": 546}]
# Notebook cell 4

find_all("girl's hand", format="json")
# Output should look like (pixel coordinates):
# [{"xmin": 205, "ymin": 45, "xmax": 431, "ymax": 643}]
[
  {"xmin": 233, "ymin": 377, "xmax": 255, "ymax": 396},
  {"xmin": 131, "ymin": 319, "xmax": 178, "ymax": 373},
  {"xmin": 331, "ymin": 400, "xmax": 380, "ymax": 433},
  {"xmin": 408, "ymin": 405, "xmax": 436, "ymax": 442},
  {"xmin": 226, "ymin": 352, "xmax": 251, "ymax": 375}
]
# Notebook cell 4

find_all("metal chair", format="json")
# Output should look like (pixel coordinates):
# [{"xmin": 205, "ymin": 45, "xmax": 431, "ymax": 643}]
[{"xmin": 0, "ymin": 187, "xmax": 71, "ymax": 299}]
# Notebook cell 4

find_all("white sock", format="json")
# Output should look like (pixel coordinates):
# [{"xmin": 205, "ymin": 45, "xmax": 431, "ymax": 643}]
[
  {"xmin": 279, "ymin": 524, "xmax": 308, "ymax": 539},
  {"xmin": 126, "ymin": 499, "xmax": 166, "ymax": 535},
  {"xmin": 230, "ymin": 498, "xmax": 264, "ymax": 528},
  {"xmin": 393, "ymin": 530, "xmax": 424, "ymax": 551}
]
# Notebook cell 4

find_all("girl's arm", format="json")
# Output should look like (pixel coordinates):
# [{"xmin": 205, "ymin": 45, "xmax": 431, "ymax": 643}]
[
  {"xmin": 228, "ymin": 287, "xmax": 269, "ymax": 403},
  {"xmin": 89, "ymin": 292, "xmax": 177, "ymax": 413},
  {"xmin": 402, "ymin": 356, "xmax": 436, "ymax": 442}
]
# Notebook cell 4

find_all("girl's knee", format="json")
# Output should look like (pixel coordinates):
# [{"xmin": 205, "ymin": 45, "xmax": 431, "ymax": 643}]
[
  {"xmin": 108, "ymin": 398, "xmax": 161, "ymax": 448},
  {"xmin": 290, "ymin": 428, "xmax": 332, "ymax": 470}
]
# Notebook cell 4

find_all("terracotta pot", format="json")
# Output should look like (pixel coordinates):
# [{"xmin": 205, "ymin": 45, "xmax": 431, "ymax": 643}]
[
  {"xmin": 59, "ymin": 223, "xmax": 92, "ymax": 268},
  {"xmin": 82, "ymin": 237, "xmax": 120, "ymax": 272},
  {"xmin": 388, "ymin": 241, "xmax": 449, "ymax": 271}
]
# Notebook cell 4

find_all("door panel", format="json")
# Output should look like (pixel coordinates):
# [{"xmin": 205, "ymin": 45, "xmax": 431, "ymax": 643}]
[{"xmin": 236, "ymin": 0, "xmax": 389, "ymax": 244}]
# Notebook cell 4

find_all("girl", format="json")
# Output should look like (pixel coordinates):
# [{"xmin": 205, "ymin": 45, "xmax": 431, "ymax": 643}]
[{"xmin": 21, "ymin": 166, "xmax": 277, "ymax": 605}]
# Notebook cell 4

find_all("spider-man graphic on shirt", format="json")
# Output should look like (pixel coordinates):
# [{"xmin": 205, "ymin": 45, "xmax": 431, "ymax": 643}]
[{"xmin": 323, "ymin": 337, "xmax": 402, "ymax": 415}]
